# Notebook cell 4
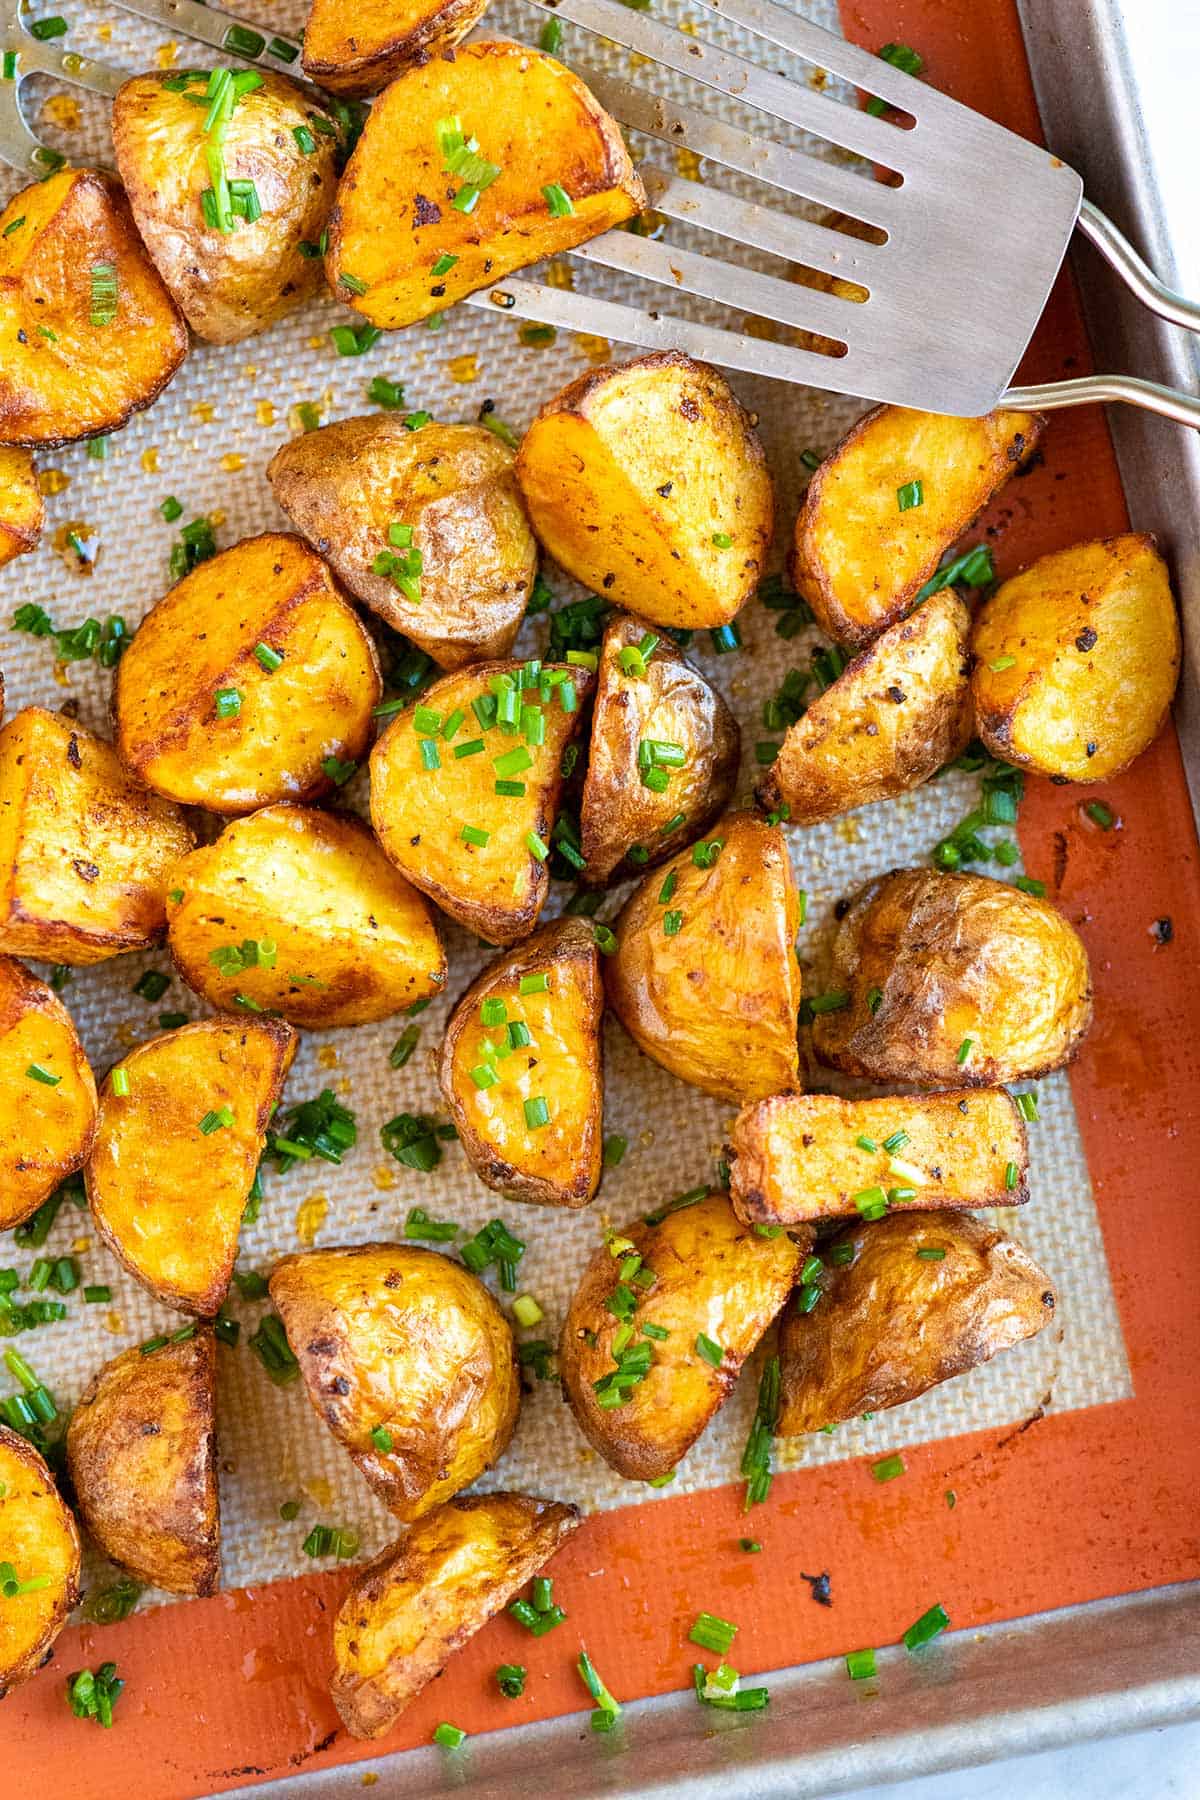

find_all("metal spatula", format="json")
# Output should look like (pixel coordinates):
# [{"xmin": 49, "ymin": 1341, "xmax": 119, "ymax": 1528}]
[{"xmin": 3, "ymin": 0, "xmax": 1199, "ymax": 423}]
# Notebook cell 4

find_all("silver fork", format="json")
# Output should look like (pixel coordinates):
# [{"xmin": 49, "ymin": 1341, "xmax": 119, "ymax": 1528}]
[{"xmin": 3, "ymin": 0, "xmax": 1199, "ymax": 423}]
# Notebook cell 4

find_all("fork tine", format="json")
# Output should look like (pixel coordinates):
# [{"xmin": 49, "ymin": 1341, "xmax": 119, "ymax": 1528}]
[
  {"xmin": 8, "ymin": 32, "xmax": 126, "ymax": 96},
  {"xmin": 639, "ymin": 163, "xmax": 879, "ymax": 280},
  {"xmin": 109, "ymin": 0, "xmax": 300, "ymax": 68}
]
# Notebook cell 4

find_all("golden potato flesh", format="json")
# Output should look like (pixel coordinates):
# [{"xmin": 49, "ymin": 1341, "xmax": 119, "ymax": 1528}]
[
  {"xmin": 114, "ymin": 533, "xmax": 382, "ymax": 814},
  {"xmin": 166, "ymin": 805, "xmax": 446, "ymax": 1029},
  {"xmin": 777, "ymin": 1210, "xmax": 1057, "ymax": 1434},
  {"xmin": 87, "ymin": 1017, "xmax": 296, "ymax": 1316},
  {"xmin": 812, "ymin": 867, "xmax": 1093, "ymax": 1088},
  {"xmin": 790, "ymin": 406, "xmax": 1043, "ymax": 647},
  {"xmin": 269, "ymin": 1242, "xmax": 519, "ymax": 1521},
  {"xmin": 325, "ymin": 40, "xmax": 644, "ymax": 328},
  {"xmin": 0, "ymin": 168, "xmax": 187, "ymax": 448},
  {"xmin": 0, "ymin": 707, "xmax": 193, "ymax": 966},
  {"xmin": 66, "ymin": 1326, "xmax": 218, "ymax": 1596},
  {"xmin": 369, "ymin": 659, "xmax": 593, "ymax": 945},
  {"xmin": 0, "ymin": 1426, "xmax": 81, "ymax": 1698},
  {"xmin": 756, "ymin": 588, "xmax": 972, "ymax": 825},
  {"xmin": 971, "ymin": 533, "xmax": 1180, "ymax": 781},
  {"xmin": 580, "ymin": 610, "xmax": 741, "ymax": 882},
  {"xmin": 304, "ymin": 0, "xmax": 491, "ymax": 96},
  {"xmin": 560, "ymin": 1191, "xmax": 805, "ymax": 1481},
  {"xmin": 0, "ymin": 956, "xmax": 97, "ymax": 1230},
  {"xmin": 267, "ymin": 416, "xmax": 537, "ymax": 669},
  {"xmin": 332, "ymin": 1493, "xmax": 579, "ymax": 1739},
  {"xmin": 439, "ymin": 918, "xmax": 602, "ymax": 1208},
  {"xmin": 0, "ymin": 447, "xmax": 43, "ymax": 566},
  {"xmin": 605, "ymin": 812, "xmax": 802, "ymax": 1104},
  {"xmin": 517, "ymin": 352, "xmax": 774, "ymax": 630}
]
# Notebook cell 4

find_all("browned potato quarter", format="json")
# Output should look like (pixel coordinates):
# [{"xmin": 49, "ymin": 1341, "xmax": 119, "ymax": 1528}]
[
  {"xmin": 517, "ymin": 352, "xmax": 773, "ymax": 630},
  {"xmin": 331, "ymin": 1493, "xmax": 580, "ymax": 1738},
  {"xmin": 270, "ymin": 1242, "xmax": 519, "ymax": 1520},
  {"xmin": 0, "ymin": 447, "xmax": 43, "ymax": 566},
  {"xmin": 971, "ymin": 533, "xmax": 1180, "ymax": 781},
  {"xmin": 66, "ymin": 1326, "xmax": 218, "ymax": 1596},
  {"xmin": 0, "ymin": 956, "xmax": 97, "ymax": 1230},
  {"xmin": 304, "ymin": 0, "xmax": 491, "ymax": 95},
  {"xmin": 777, "ymin": 1211, "xmax": 1058, "ymax": 1434},
  {"xmin": 0, "ymin": 1426, "xmax": 81, "ymax": 1697}
]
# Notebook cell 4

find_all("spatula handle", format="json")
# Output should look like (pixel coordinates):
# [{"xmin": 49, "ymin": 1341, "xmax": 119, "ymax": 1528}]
[
  {"xmin": 1076, "ymin": 200, "xmax": 1200, "ymax": 335},
  {"xmin": 1003, "ymin": 375, "xmax": 1200, "ymax": 431}
]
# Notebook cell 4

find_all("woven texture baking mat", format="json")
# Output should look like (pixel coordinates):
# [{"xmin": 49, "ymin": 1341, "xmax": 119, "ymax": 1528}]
[{"xmin": 0, "ymin": 0, "xmax": 1130, "ymax": 1602}]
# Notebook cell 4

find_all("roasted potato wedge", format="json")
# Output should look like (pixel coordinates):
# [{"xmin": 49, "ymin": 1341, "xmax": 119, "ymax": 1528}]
[
  {"xmin": 166, "ymin": 804, "xmax": 446, "ymax": 1028},
  {"xmin": 267, "ymin": 415, "xmax": 537, "ymax": 669},
  {"xmin": 605, "ymin": 812, "xmax": 802, "ymax": 1104},
  {"xmin": 0, "ymin": 1425, "xmax": 81, "ymax": 1698},
  {"xmin": 438, "ymin": 918, "xmax": 602, "ymax": 1207},
  {"xmin": 326, "ymin": 40, "xmax": 644, "ymax": 328},
  {"xmin": 517, "ymin": 352, "xmax": 774, "ymax": 630},
  {"xmin": 580, "ymin": 610, "xmax": 741, "ymax": 882},
  {"xmin": 560, "ymin": 1190, "xmax": 806, "ymax": 1481},
  {"xmin": 812, "ymin": 867, "xmax": 1093, "ymax": 1087},
  {"xmin": 0, "ymin": 956, "xmax": 97, "ymax": 1230},
  {"xmin": 790, "ymin": 406, "xmax": 1043, "ymax": 647},
  {"xmin": 331, "ymin": 1493, "xmax": 580, "ymax": 1738},
  {"xmin": 87, "ymin": 1017, "xmax": 296, "ymax": 1316},
  {"xmin": 270, "ymin": 1242, "xmax": 519, "ymax": 1520},
  {"xmin": 66, "ymin": 1325, "xmax": 218, "ymax": 1596},
  {"xmin": 304, "ymin": 0, "xmax": 490, "ymax": 96},
  {"xmin": 777, "ymin": 1211, "xmax": 1058, "ymax": 1434},
  {"xmin": 0, "ymin": 168, "xmax": 187, "ymax": 447},
  {"xmin": 0, "ymin": 707, "xmax": 193, "ymax": 965},
  {"xmin": 0, "ymin": 447, "xmax": 43, "ymax": 566},
  {"xmin": 971, "ymin": 533, "xmax": 1180, "ymax": 781},
  {"xmin": 114, "ymin": 533, "xmax": 382, "ymax": 814},
  {"xmin": 369, "ymin": 659, "xmax": 593, "ymax": 945},
  {"xmin": 756, "ymin": 588, "xmax": 972, "ymax": 825}
]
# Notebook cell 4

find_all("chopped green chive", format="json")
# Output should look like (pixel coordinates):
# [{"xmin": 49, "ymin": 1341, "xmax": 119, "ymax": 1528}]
[
  {"xmin": 461, "ymin": 824, "xmax": 490, "ymax": 847},
  {"xmin": 198, "ymin": 1105, "xmax": 234, "ymax": 1135},
  {"xmin": 25, "ymin": 1064, "xmax": 61, "ymax": 1087},
  {"xmin": 916, "ymin": 1246, "xmax": 947, "ymax": 1261},
  {"xmin": 695, "ymin": 1333, "xmax": 723, "ymax": 1368},
  {"xmin": 339, "ymin": 272, "xmax": 368, "ymax": 296},
  {"xmin": 370, "ymin": 1425, "xmax": 393, "ymax": 1452},
  {"xmin": 853, "ymin": 1186, "xmax": 889, "ymax": 1221},
  {"xmin": 871, "ymin": 1453, "xmax": 906, "ymax": 1483},
  {"xmin": 519, "ymin": 973, "xmax": 548, "ymax": 996},
  {"xmin": 253, "ymin": 642, "xmax": 283, "ymax": 672},
  {"xmin": 214, "ymin": 686, "xmax": 242, "ymax": 719},
  {"xmin": 846, "ymin": 1647, "xmax": 877, "ymax": 1680},
  {"xmin": 956, "ymin": 1037, "xmax": 973, "ymax": 1065},
  {"xmin": 523, "ymin": 1096, "xmax": 550, "ymax": 1130},
  {"xmin": 903, "ymin": 1602, "xmax": 950, "ymax": 1652},
  {"xmin": 1014, "ymin": 875, "xmax": 1046, "ymax": 897},
  {"xmin": 542, "ymin": 182, "xmax": 575, "ymax": 216},
  {"xmin": 711, "ymin": 531, "xmax": 733, "ymax": 548},
  {"xmin": 689, "ymin": 1611, "xmax": 737, "ymax": 1655},
  {"xmin": 1015, "ymin": 1090, "xmax": 1039, "ymax": 1122},
  {"xmin": 1004, "ymin": 1160, "xmax": 1019, "ymax": 1190}
]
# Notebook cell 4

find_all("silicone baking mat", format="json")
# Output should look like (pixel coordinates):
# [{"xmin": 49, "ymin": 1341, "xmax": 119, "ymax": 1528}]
[{"xmin": 5, "ymin": 0, "xmax": 1200, "ymax": 1791}]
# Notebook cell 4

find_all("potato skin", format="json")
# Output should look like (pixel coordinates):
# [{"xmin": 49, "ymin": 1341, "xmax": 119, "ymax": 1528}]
[
  {"xmin": 439, "ymin": 918, "xmax": 603, "ymax": 1207},
  {"xmin": 605, "ymin": 811, "xmax": 802, "ymax": 1104},
  {"xmin": 971, "ymin": 533, "xmax": 1180, "ymax": 781},
  {"xmin": 517, "ymin": 352, "xmax": 773, "ymax": 630},
  {"xmin": 0, "ymin": 956, "xmax": 97, "ymax": 1230},
  {"xmin": 756, "ymin": 588, "xmax": 972, "ymax": 825},
  {"xmin": 268, "ymin": 416, "xmax": 537, "ymax": 669},
  {"xmin": 0, "ymin": 447, "xmax": 43, "ymax": 566},
  {"xmin": 560, "ymin": 1191, "xmax": 806, "ymax": 1480},
  {"xmin": 580, "ymin": 610, "xmax": 741, "ymax": 882},
  {"xmin": 270, "ymin": 1243, "xmax": 519, "ymax": 1521},
  {"xmin": 66, "ymin": 1327, "xmax": 218, "ymax": 1596},
  {"xmin": 331, "ymin": 1493, "xmax": 580, "ymax": 1739},
  {"xmin": 777, "ymin": 1210, "xmax": 1058, "ymax": 1433},
  {"xmin": 304, "ymin": 0, "xmax": 491, "ymax": 96},
  {"xmin": 0, "ymin": 1426, "xmax": 81, "ymax": 1698},
  {"xmin": 166, "ymin": 805, "xmax": 446, "ymax": 1028},
  {"xmin": 813, "ymin": 868, "xmax": 1092, "ymax": 1087},
  {"xmin": 0, "ymin": 707, "xmax": 193, "ymax": 965}
]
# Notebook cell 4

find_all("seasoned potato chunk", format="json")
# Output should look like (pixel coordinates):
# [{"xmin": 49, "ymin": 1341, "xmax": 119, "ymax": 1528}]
[
  {"xmin": 812, "ymin": 867, "xmax": 1092, "ymax": 1087},
  {"xmin": 167, "ymin": 805, "xmax": 445, "ymax": 1028},
  {"xmin": 580, "ymin": 610, "xmax": 741, "ymax": 882},
  {"xmin": 268, "ymin": 416, "xmax": 537, "ymax": 668},
  {"xmin": 304, "ymin": 0, "xmax": 491, "ymax": 96},
  {"xmin": 270, "ymin": 1242, "xmax": 519, "ymax": 1520},
  {"xmin": 0, "ymin": 168, "xmax": 187, "ymax": 447},
  {"xmin": 756, "ymin": 588, "xmax": 972, "ymax": 825},
  {"xmin": 439, "ymin": 918, "xmax": 602, "ymax": 1207},
  {"xmin": 517, "ymin": 352, "xmax": 773, "ymax": 630},
  {"xmin": 605, "ymin": 812, "xmax": 802, "ymax": 1104},
  {"xmin": 114, "ymin": 533, "xmax": 382, "ymax": 814},
  {"xmin": 790, "ymin": 406, "xmax": 1043, "ymax": 647},
  {"xmin": 0, "ymin": 1426, "xmax": 81, "ymax": 1698},
  {"xmin": 0, "ymin": 448, "xmax": 43, "ymax": 566},
  {"xmin": 66, "ymin": 1326, "xmax": 218, "ymax": 1596},
  {"xmin": 0, "ymin": 956, "xmax": 97, "ymax": 1230},
  {"xmin": 971, "ymin": 533, "xmax": 1180, "ymax": 781},
  {"xmin": 0, "ymin": 707, "xmax": 193, "ymax": 965},
  {"xmin": 87, "ymin": 1017, "xmax": 296, "ymax": 1315},
  {"xmin": 777, "ymin": 1211, "xmax": 1057, "ymax": 1434},
  {"xmin": 332, "ymin": 1493, "xmax": 579, "ymax": 1738},
  {"xmin": 560, "ymin": 1191, "xmax": 805, "ymax": 1481}
]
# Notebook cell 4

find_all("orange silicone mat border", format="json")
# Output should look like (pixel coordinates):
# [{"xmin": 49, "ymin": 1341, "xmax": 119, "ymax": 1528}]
[{"xmin": 9, "ymin": 0, "xmax": 1200, "ymax": 1791}]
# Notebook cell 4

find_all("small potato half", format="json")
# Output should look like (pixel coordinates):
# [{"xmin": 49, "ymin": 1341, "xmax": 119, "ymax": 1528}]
[
  {"xmin": 560, "ymin": 1190, "xmax": 806, "ymax": 1481},
  {"xmin": 0, "ymin": 1426, "xmax": 81, "ymax": 1698},
  {"xmin": 971, "ymin": 533, "xmax": 1180, "ymax": 781},
  {"xmin": 270, "ymin": 1242, "xmax": 519, "ymax": 1521},
  {"xmin": 777, "ymin": 1211, "xmax": 1058, "ymax": 1434},
  {"xmin": 0, "ymin": 956, "xmax": 97, "ymax": 1230},
  {"xmin": 332, "ymin": 1493, "xmax": 580, "ymax": 1739},
  {"xmin": 66, "ymin": 1325, "xmax": 218, "ymax": 1596},
  {"xmin": 304, "ymin": 0, "xmax": 491, "ymax": 96},
  {"xmin": 517, "ymin": 352, "xmax": 774, "ymax": 630},
  {"xmin": 0, "ymin": 448, "xmax": 43, "ymax": 566}
]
